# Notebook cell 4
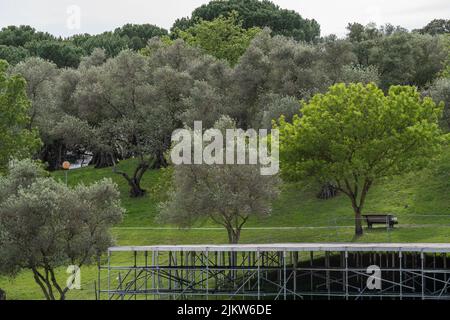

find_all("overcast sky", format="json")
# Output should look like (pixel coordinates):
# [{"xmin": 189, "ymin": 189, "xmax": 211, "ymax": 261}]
[{"xmin": 0, "ymin": 0, "xmax": 448, "ymax": 38}]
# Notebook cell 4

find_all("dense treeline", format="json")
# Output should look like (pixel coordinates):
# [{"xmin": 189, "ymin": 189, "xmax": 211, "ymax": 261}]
[
  {"xmin": 0, "ymin": 24, "xmax": 168, "ymax": 67},
  {"xmin": 1, "ymin": 1, "xmax": 449, "ymax": 197},
  {"xmin": 1, "ymin": 1, "xmax": 446, "ymax": 69},
  {"xmin": 0, "ymin": 4, "xmax": 448, "ymax": 294}
]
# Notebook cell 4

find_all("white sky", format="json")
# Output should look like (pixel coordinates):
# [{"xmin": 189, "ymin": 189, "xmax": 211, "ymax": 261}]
[{"xmin": 0, "ymin": 0, "xmax": 448, "ymax": 38}]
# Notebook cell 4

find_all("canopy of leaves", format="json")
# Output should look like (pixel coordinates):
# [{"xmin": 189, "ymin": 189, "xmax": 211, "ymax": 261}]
[
  {"xmin": 176, "ymin": 14, "xmax": 261, "ymax": 65},
  {"xmin": 25, "ymin": 40, "xmax": 84, "ymax": 68},
  {"xmin": 346, "ymin": 23, "xmax": 447, "ymax": 89},
  {"xmin": 0, "ymin": 45, "xmax": 29, "ymax": 65},
  {"xmin": 114, "ymin": 23, "xmax": 168, "ymax": 50},
  {"xmin": 0, "ymin": 25, "xmax": 54, "ymax": 47},
  {"xmin": 414, "ymin": 19, "xmax": 450, "ymax": 35},
  {"xmin": 425, "ymin": 77, "xmax": 450, "ymax": 131},
  {"xmin": 0, "ymin": 60, "xmax": 41, "ymax": 171},
  {"xmin": 0, "ymin": 159, "xmax": 124, "ymax": 299},
  {"xmin": 277, "ymin": 83, "xmax": 444, "ymax": 234},
  {"xmin": 0, "ymin": 24, "xmax": 169, "ymax": 67},
  {"xmin": 159, "ymin": 116, "xmax": 280, "ymax": 243},
  {"xmin": 277, "ymin": 83, "xmax": 444, "ymax": 184},
  {"xmin": 172, "ymin": 0, "xmax": 320, "ymax": 42}
]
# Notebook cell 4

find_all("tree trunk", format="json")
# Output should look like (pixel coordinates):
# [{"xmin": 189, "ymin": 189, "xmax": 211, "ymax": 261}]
[
  {"xmin": 115, "ymin": 161, "xmax": 149, "ymax": 198},
  {"xmin": 355, "ymin": 208, "xmax": 363, "ymax": 236},
  {"xmin": 38, "ymin": 141, "xmax": 66, "ymax": 171},
  {"xmin": 152, "ymin": 149, "xmax": 167, "ymax": 169},
  {"xmin": 128, "ymin": 177, "xmax": 146, "ymax": 197},
  {"xmin": 0, "ymin": 288, "xmax": 5, "ymax": 300},
  {"xmin": 90, "ymin": 151, "xmax": 116, "ymax": 168},
  {"xmin": 227, "ymin": 228, "xmax": 241, "ymax": 244}
]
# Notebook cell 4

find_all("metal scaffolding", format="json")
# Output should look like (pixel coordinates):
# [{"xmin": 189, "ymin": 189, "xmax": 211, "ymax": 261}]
[{"xmin": 98, "ymin": 243, "xmax": 450, "ymax": 300}]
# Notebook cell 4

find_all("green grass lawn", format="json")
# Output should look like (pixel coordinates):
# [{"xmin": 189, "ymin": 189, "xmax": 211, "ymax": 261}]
[{"xmin": 1, "ymin": 147, "xmax": 449, "ymax": 299}]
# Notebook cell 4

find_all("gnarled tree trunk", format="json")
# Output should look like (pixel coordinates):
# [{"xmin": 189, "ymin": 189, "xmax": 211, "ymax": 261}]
[
  {"xmin": 152, "ymin": 149, "xmax": 168, "ymax": 169},
  {"xmin": 39, "ymin": 140, "xmax": 66, "ymax": 171},
  {"xmin": 90, "ymin": 151, "xmax": 117, "ymax": 169},
  {"xmin": 114, "ymin": 159, "xmax": 151, "ymax": 197}
]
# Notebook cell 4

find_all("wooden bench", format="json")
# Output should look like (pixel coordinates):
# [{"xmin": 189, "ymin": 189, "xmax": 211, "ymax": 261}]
[{"xmin": 362, "ymin": 214, "xmax": 398, "ymax": 229}]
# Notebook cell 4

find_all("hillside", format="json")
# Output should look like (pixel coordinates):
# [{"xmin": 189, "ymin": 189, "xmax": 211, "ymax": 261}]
[
  {"xmin": 1, "ymin": 146, "xmax": 449, "ymax": 299},
  {"xmin": 55, "ymin": 145, "xmax": 450, "ymax": 243}
]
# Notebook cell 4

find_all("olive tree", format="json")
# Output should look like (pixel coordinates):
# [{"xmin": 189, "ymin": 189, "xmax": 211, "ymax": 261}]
[
  {"xmin": 338, "ymin": 64, "xmax": 380, "ymax": 85},
  {"xmin": 231, "ymin": 30, "xmax": 328, "ymax": 127},
  {"xmin": 0, "ymin": 159, "xmax": 124, "ymax": 300},
  {"xmin": 72, "ymin": 50, "xmax": 195, "ymax": 197},
  {"xmin": 159, "ymin": 116, "xmax": 280, "ymax": 244},
  {"xmin": 10, "ymin": 57, "xmax": 62, "ymax": 169},
  {"xmin": 277, "ymin": 83, "xmax": 444, "ymax": 236},
  {"xmin": 425, "ymin": 78, "xmax": 450, "ymax": 131}
]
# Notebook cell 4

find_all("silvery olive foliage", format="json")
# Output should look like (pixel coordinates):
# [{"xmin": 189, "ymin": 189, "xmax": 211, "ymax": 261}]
[
  {"xmin": 8, "ymin": 25, "xmax": 447, "ymax": 197},
  {"xmin": 9, "ymin": 57, "xmax": 64, "ymax": 170},
  {"xmin": 10, "ymin": 57, "xmax": 60, "ymax": 130},
  {"xmin": 0, "ymin": 159, "xmax": 124, "ymax": 300},
  {"xmin": 338, "ymin": 64, "xmax": 380, "ymax": 85},
  {"xmin": 424, "ymin": 77, "xmax": 450, "ymax": 131},
  {"xmin": 255, "ymin": 93, "xmax": 302, "ymax": 130},
  {"xmin": 159, "ymin": 116, "xmax": 281, "ymax": 244}
]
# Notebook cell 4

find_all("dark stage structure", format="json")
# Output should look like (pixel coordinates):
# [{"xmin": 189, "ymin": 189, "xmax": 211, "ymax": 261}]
[{"xmin": 98, "ymin": 243, "xmax": 450, "ymax": 300}]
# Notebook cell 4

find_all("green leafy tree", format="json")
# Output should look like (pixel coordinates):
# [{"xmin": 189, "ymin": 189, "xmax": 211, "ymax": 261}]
[
  {"xmin": 346, "ymin": 22, "xmax": 381, "ymax": 66},
  {"xmin": 0, "ymin": 60, "xmax": 40, "ymax": 171},
  {"xmin": 409, "ymin": 33, "xmax": 447, "ymax": 87},
  {"xmin": 25, "ymin": 40, "xmax": 84, "ymax": 68},
  {"xmin": 11, "ymin": 57, "xmax": 62, "ymax": 170},
  {"xmin": 0, "ymin": 159, "xmax": 124, "ymax": 300},
  {"xmin": 172, "ymin": 0, "xmax": 320, "ymax": 42},
  {"xmin": 0, "ymin": 25, "xmax": 54, "ymax": 47},
  {"xmin": 347, "ymin": 24, "xmax": 446, "ymax": 89},
  {"xmin": 319, "ymin": 36, "xmax": 357, "ymax": 83},
  {"xmin": 276, "ymin": 83, "xmax": 444, "ymax": 236},
  {"xmin": 176, "ymin": 14, "xmax": 260, "ymax": 65},
  {"xmin": 114, "ymin": 23, "xmax": 168, "ymax": 50},
  {"xmin": 414, "ymin": 19, "xmax": 450, "ymax": 35},
  {"xmin": 0, "ymin": 45, "xmax": 29, "ymax": 65},
  {"xmin": 71, "ymin": 32, "xmax": 129, "ymax": 57},
  {"xmin": 368, "ymin": 31, "xmax": 416, "ymax": 89}
]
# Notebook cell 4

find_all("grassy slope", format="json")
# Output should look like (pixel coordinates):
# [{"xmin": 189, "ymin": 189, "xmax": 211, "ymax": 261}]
[{"xmin": 1, "ymin": 147, "xmax": 449, "ymax": 299}]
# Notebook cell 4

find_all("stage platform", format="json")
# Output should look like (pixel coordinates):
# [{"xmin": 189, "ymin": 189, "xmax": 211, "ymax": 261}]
[
  {"xmin": 100, "ymin": 243, "xmax": 450, "ymax": 300},
  {"xmin": 109, "ymin": 243, "xmax": 450, "ymax": 253}
]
